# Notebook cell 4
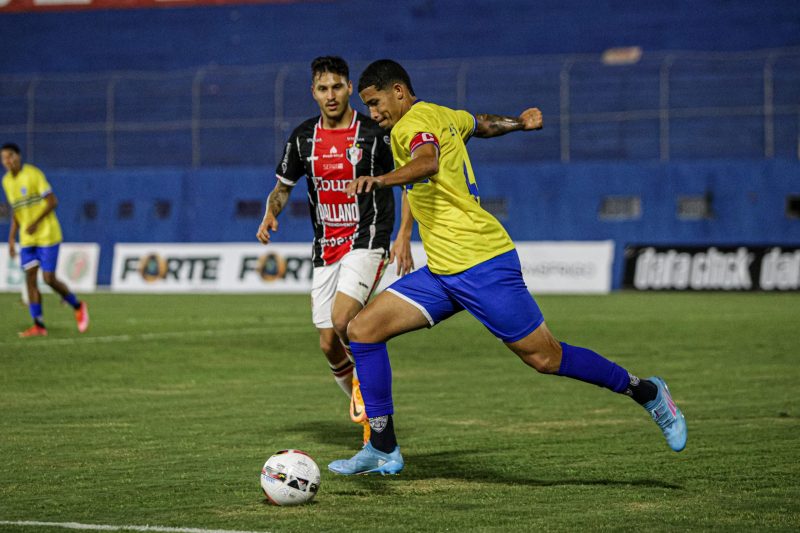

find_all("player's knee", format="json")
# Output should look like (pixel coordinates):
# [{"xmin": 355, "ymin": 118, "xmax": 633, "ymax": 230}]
[
  {"xmin": 318, "ymin": 336, "xmax": 336, "ymax": 357},
  {"xmin": 346, "ymin": 315, "xmax": 368, "ymax": 343},
  {"xmin": 331, "ymin": 313, "xmax": 351, "ymax": 342},
  {"xmin": 519, "ymin": 341, "xmax": 562, "ymax": 374},
  {"xmin": 523, "ymin": 352, "xmax": 560, "ymax": 374},
  {"xmin": 42, "ymin": 272, "xmax": 57, "ymax": 286}
]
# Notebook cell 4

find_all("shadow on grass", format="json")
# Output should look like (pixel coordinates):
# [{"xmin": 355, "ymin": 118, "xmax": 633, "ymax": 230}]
[
  {"xmin": 286, "ymin": 419, "xmax": 368, "ymax": 448},
  {"xmin": 286, "ymin": 421, "xmax": 682, "ymax": 491},
  {"xmin": 405, "ymin": 449, "xmax": 683, "ymax": 490}
]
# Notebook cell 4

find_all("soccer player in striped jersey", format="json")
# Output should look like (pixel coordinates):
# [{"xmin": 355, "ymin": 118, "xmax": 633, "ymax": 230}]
[
  {"xmin": 328, "ymin": 60, "xmax": 687, "ymax": 476},
  {"xmin": 2, "ymin": 143, "xmax": 89, "ymax": 337},
  {"xmin": 256, "ymin": 57, "xmax": 414, "ymax": 445}
]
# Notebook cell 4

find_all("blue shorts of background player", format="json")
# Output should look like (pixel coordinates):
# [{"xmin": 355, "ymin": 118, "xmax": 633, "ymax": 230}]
[
  {"xmin": 20, "ymin": 243, "xmax": 61, "ymax": 273},
  {"xmin": 387, "ymin": 249, "xmax": 543, "ymax": 343}
]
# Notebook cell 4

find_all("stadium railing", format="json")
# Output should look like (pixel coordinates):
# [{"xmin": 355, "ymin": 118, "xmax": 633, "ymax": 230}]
[{"xmin": 0, "ymin": 47, "xmax": 799, "ymax": 168}]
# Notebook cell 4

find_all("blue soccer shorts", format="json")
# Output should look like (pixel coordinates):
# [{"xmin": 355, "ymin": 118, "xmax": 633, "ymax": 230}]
[
  {"xmin": 20, "ymin": 244, "xmax": 61, "ymax": 273},
  {"xmin": 386, "ymin": 249, "xmax": 544, "ymax": 343}
]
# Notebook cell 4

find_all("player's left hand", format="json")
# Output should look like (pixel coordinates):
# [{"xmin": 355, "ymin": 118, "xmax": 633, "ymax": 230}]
[
  {"xmin": 25, "ymin": 222, "xmax": 38, "ymax": 235},
  {"xmin": 346, "ymin": 175, "xmax": 384, "ymax": 197},
  {"xmin": 520, "ymin": 108, "xmax": 543, "ymax": 130}
]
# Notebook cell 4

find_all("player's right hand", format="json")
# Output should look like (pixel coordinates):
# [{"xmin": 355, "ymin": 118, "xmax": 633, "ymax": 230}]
[
  {"xmin": 346, "ymin": 175, "xmax": 384, "ymax": 197},
  {"xmin": 389, "ymin": 237, "xmax": 414, "ymax": 276},
  {"xmin": 256, "ymin": 215, "xmax": 278, "ymax": 244}
]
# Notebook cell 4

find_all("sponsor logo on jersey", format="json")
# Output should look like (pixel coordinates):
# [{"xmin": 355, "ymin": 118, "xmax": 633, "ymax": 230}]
[
  {"xmin": 317, "ymin": 202, "xmax": 359, "ymax": 224},
  {"xmin": 319, "ymin": 234, "xmax": 355, "ymax": 248},
  {"xmin": 281, "ymin": 142, "xmax": 291, "ymax": 173},
  {"xmin": 322, "ymin": 146, "xmax": 342, "ymax": 159},
  {"xmin": 313, "ymin": 177, "xmax": 352, "ymax": 192}
]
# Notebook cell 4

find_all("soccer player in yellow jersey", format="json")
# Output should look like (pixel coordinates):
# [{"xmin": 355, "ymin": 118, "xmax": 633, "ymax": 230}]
[
  {"xmin": 328, "ymin": 60, "xmax": 687, "ymax": 476},
  {"xmin": 2, "ymin": 143, "xmax": 89, "ymax": 337}
]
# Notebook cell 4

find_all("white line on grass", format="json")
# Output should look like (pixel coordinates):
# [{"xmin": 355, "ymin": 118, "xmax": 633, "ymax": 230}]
[
  {"xmin": 0, "ymin": 522, "xmax": 269, "ymax": 533},
  {"xmin": 0, "ymin": 326, "xmax": 310, "ymax": 349}
]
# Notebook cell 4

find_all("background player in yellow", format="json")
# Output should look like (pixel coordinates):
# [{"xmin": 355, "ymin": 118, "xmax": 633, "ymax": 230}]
[
  {"xmin": 2, "ymin": 143, "xmax": 89, "ymax": 337},
  {"xmin": 328, "ymin": 60, "xmax": 686, "ymax": 476}
]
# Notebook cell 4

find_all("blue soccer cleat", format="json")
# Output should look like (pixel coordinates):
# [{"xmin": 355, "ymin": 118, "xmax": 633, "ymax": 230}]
[
  {"xmin": 328, "ymin": 442, "xmax": 404, "ymax": 475},
  {"xmin": 643, "ymin": 376, "xmax": 687, "ymax": 452}
]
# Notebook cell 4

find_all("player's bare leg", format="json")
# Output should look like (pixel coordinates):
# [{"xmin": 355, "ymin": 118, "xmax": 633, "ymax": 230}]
[
  {"xmin": 329, "ymin": 292, "xmax": 430, "ymax": 475},
  {"xmin": 320, "ymin": 326, "xmax": 369, "ymax": 443},
  {"xmin": 19, "ymin": 266, "xmax": 46, "ymax": 337},
  {"xmin": 318, "ymin": 327, "xmax": 353, "ymax": 395},
  {"xmin": 42, "ymin": 271, "xmax": 89, "ymax": 333},
  {"xmin": 330, "ymin": 291, "xmax": 363, "ymax": 347},
  {"xmin": 42, "ymin": 271, "xmax": 71, "ymax": 300},
  {"xmin": 507, "ymin": 322, "xmax": 686, "ymax": 452},
  {"xmin": 504, "ymin": 321, "xmax": 563, "ymax": 373},
  {"xmin": 346, "ymin": 290, "xmax": 430, "ymax": 344},
  {"xmin": 331, "ymin": 291, "xmax": 372, "ymax": 443}
]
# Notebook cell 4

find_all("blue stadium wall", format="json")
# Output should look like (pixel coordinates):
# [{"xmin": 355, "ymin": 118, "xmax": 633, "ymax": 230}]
[
  {"xmin": 0, "ymin": 1, "xmax": 799, "ymax": 74},
  {"xmin": 0, "ymin": 161, "xmax": 794, "ymax": 287}
]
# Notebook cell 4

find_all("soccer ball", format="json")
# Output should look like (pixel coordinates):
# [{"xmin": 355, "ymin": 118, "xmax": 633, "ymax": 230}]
[{"xmin": 260, "ymin": 449, "xmax": 321, "ymax": 506}]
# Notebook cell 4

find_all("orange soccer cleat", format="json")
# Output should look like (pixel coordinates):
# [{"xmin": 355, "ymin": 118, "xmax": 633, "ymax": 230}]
[
  {"xmin": 350, "ymin": 376, "xmax": 368, "ymax": 423},
  {"xmin": 350, "ymin": 376, "xmax": 370, "ymax": 444},
  {"xmin": 19, "ymin": 324, "xmax": 48, "ymax": 338},
  {"xmin": 75, "ymin": 301, "xmax": 90, "ymax": 333},
  {"xmin": 360, "ymin": 420, "xmax": 371, "ymax": 446}
]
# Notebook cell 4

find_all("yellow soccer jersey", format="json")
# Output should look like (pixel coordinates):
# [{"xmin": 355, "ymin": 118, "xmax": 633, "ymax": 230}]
[
  {"xmin": 2, "ymin": 163, "xmax": 63, "ymax": 247},
  {"xmin": 390, "ymin": 101, "xmax": 514, "ymax": 274}
]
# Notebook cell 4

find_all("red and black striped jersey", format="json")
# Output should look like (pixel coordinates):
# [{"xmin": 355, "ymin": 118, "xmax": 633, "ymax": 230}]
[{"xmin": 276, "ymin": 111, "xmax": 395, "ymax": 267}]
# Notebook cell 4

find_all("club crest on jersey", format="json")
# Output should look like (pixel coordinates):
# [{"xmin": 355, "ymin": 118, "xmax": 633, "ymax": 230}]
[{"xmin": 346, "ymin": 145, "xmax": 363, "ymax": 165}]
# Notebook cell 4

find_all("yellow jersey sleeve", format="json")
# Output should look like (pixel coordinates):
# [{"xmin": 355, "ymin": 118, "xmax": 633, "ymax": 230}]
[
  {"xmin": 454, "ymin": 109, "xmax": 477, "ymax": 142},
  {"xmin": 390, "ymin": 102, "xmax": 514, "ymax": 275}
]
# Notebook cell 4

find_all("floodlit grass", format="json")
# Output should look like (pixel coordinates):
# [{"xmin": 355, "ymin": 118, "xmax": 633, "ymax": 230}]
[{"xmin": 1, "ymin": 292, "xmax": 799, "ymax": 532}]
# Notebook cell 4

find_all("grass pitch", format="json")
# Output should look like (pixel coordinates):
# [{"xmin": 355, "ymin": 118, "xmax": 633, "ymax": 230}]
[{"xmin": 0, "ymin": 292, "xmax": 799, "ymax": 532}]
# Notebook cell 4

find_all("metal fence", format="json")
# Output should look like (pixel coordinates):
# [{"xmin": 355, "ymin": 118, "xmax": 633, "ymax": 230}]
[{"xmin": 1, "ymin": 47, "xmax": 799, "ymax": 169}]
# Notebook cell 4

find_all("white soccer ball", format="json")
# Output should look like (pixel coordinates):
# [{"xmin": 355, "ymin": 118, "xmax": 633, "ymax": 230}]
[{"xmin": 260, "ymin": 449, "xmax": 321, "ymax": 506}]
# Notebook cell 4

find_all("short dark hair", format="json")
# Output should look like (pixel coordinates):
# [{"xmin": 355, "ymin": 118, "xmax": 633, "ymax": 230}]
[
  {"xmin": 311, "ymin": 56, "xmax": 349, "ymax": 83},
  {"xmin": 357, "ymin": 59, "xmax": 415, "ymax": 96},
  {"xmin": 1, "ymin": 142, "xmax": 21, "ymax": 154}
]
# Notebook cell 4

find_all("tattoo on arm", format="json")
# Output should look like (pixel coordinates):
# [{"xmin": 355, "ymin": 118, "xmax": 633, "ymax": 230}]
[
  {"xmin": 267, "ymin": 184, "xmax": 291, "ymax": 217},
  {"xmin": 473, "ymin": 114, "xmax": 524, "ymax": 138}
]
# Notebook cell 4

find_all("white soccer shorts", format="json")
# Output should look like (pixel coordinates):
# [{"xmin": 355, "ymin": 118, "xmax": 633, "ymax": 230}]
[{"xmin": 311, "ymin": 248, "xmax": 388, "ymax": 329}]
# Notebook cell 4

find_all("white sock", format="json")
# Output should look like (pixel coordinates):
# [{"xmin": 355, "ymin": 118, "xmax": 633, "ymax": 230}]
[{"xmin": 330, "ymin": 359, "xmax": 354, "ymax": 398}]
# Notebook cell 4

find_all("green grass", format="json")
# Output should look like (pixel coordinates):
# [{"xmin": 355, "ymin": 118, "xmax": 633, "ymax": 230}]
[{"xmin": 1, "ymin": 292, "xmax": 799, "ymax": 532}]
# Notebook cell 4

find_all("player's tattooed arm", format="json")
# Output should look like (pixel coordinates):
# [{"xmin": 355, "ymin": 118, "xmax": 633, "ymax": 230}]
[
  {"xmin": 473, "ymin": 108, "xmax": 543, "ymax": 138},
  {"xmin": 266, "ymin": 181, "xmax": 292, "ymax": 218},
  {"xmin": 257, "ymin": 181, "xmax": 292, "ymax": 245}
]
